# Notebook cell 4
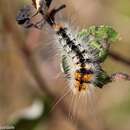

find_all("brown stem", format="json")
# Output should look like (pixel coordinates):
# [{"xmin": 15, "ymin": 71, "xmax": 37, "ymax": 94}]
[
  {"xmin": 110, "ymin": 72, "xmax": 130, "ymax": 81},
  {"xmin": 109, "ymin": 51, "xmax": 130, "ymax": 66}
]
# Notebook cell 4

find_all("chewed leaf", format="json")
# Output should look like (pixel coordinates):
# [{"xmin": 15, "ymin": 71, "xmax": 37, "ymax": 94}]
[
  {"xmin": 95, "ymin": 25, "xmax": 119, "ymax": 42},
  {"xmin": 78, "ymin": 25, "xmax": 119, "ymax": 62},
  {"xmin": 78, "ymin": 25, "xmax": 119, "ymax": 42}
]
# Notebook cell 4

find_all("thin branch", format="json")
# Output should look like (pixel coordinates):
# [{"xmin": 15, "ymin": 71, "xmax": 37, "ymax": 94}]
[
  {"xmin": 109, "ymin": 51, "xmax": 130, "ymax": 66},
  {"xmin": 110, "ymin": 72, "xmax": 130, "ymax": 81}
]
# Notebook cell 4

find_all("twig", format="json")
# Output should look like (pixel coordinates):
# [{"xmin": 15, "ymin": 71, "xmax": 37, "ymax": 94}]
[
  {"xmin": 109, "ymin": 51, "xmax": 130, "ymax": 66},
  {"xmin": 110, "ymin": 72, "xmax": 130, "ymax": 81}
]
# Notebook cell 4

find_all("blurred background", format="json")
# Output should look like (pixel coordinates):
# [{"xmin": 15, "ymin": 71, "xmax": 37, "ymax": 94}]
[{"xmin": 0, "ymin": 0, "xmax": 130, "ymax": 130}]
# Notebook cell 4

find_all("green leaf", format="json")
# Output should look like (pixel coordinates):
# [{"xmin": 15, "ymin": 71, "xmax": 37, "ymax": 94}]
[
  {"xmin": 78, "ymin": 25, "xmax": 119, "ymax": 42},
  {"xmin": 78, "ymin": 25, "xmax": 119, "ymax": 62},
  {"xmin": 94, "ymin": 70, "xmax": 111, "ymax": 88}
]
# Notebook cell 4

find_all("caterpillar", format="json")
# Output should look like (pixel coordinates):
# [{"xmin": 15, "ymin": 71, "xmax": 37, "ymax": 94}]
[
  {"xmin": 16, "ymin": 0, "xmax": 119, "ymax": 95},
  {"xmin": 58, "ymin": 25, "xmax": 118, "ymax": 93}
]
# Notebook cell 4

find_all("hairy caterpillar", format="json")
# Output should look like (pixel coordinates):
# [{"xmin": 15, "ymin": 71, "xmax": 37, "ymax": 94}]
[
  {"xmin": 16, "ymin": 0, "xmax": 120, "ymax": 95},
  {"xmin": 59, "ymin": 25, "xmax": 118, "ymax": 94}
]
